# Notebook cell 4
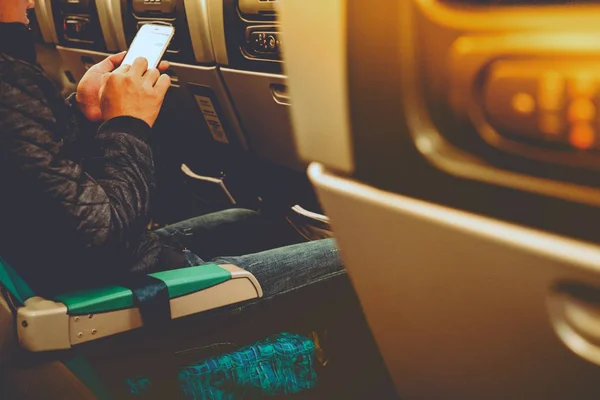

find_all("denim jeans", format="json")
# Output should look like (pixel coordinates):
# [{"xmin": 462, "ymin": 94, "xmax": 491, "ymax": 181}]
[
  {"xmin": 154, "ymin": 208, "xmax": 346, "ymax": 301},
  {"xmin": 145, "ymin": 210, "xmax": 398, "ymax": 399}
]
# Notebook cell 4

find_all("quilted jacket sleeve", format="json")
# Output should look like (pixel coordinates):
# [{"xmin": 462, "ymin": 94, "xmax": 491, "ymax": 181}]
[{"xmin": 0, "ymin": 64, "xmax": 155, "ymax": 252}]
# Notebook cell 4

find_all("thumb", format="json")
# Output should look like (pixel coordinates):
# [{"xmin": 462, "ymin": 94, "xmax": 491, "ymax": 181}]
[
  {"xmin": 81, "ymin": 104, "xmax": 103, "ymax": 122},
  {"xmin": 92, "ymin": 51, "xmax": 127, "ymax": 73}
]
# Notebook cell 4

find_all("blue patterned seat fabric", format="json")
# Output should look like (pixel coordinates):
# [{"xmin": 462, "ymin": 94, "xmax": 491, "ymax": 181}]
[{"xmin": 125, "ymin": 333, "xmax": 318, "ymax": 399}]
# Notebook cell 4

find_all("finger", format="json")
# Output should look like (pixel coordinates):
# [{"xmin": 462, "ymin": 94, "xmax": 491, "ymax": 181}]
[
  {"xmin": 129, "ymin": 57, "xmax": 149, "ymax": 77},
  {"xmin": 157, "ymin": 61, "xmax": 170, "ymax": 72},
  {"xmin": 112, "ymin": 63, "xmax": 131, "ymax": 75},
  {"xmin": 92, "ymin": 51, "xmax": 127, "ymax": 73},
  {"xmin": 154, "ymin": 74, "xmax": 171, "ymax": 97},
  {"xmin": 98, "ymin": 73, "xmax": 111, "ymax": 99},
  {"xmin": 101, "ymin": 72, "xmax": 110, "ymax": 86},
  {"xmin": 106, "ymin": 51, "xmax": 127, "ymax": 68},
  {"xmin": 143, "ymin": 68, "xmax": 160, "ymax": 87}
]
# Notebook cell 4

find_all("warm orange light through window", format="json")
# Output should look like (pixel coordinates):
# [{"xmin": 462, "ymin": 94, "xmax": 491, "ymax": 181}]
[{"xmin": 569, "ymin": 122, "xmax": 595, "ymax": 150}]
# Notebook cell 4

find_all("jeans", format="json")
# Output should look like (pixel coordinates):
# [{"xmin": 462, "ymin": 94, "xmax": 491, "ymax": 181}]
[
  {"xmin": 146, "ymin": 210, "xmax": 398, "ymax": 399},
  {"xmin": 154, "ymin": 208, "xmax": 346, "ymax": 301}
]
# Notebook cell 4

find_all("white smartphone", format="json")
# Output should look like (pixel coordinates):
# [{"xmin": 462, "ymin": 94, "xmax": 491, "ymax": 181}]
[{"xmin": 122, "ymin": 24, "xmax": 175, "ymax": 70}]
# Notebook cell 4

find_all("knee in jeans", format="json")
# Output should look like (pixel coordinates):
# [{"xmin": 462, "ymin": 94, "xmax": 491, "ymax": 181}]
[{"xmin": 218, "ymin": 208, "xmax": 260, "ymax": 221}]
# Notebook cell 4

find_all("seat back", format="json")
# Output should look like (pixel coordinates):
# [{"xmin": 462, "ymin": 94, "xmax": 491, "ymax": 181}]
[
  {"xmin": 309, "ymin": 164, "xmax": 600, "ymax": 399},
  {"xmin": 279, "ymin": 0, "xmax": 600, "ymax": 397}
]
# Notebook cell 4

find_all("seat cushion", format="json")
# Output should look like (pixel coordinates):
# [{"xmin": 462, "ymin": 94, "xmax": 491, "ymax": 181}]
[{"xmin": 125, "ymin": 333, "xmax": 318, "ymax": 399}]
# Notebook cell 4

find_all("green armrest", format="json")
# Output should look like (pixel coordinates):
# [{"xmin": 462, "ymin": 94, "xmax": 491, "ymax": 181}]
[
  {"xmin": 15, "ymin": 264, "xmax": 263, "ymax": 352},
  {"xmin": 54, "ymin": 264, "xmax": 231, "ymax": 315}
]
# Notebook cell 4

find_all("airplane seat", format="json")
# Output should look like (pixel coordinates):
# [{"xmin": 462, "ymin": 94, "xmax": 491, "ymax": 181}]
[
  {"xmin": 281, "ymin": 0, "xmax": 600, "ymax": 398},
  {"xmin": 1, "ymin": 250, "xmax": 372, "ymax": 399},
  {"xmin": 0, "ymin": 253, "xmax": 337, "ymax": 399},
  {"xmin": 0, "ymin": 245, "xmax": 396, "ymax": 399}
]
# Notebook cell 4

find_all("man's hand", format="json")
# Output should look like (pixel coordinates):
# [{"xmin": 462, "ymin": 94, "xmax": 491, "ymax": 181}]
[
  {"xmin": 76, "ymin": 52, "xmax": 169, "ymax": 122},
  {"xmin": 100, "ymin": 57, "xmax": 171, "ymax": 128}
]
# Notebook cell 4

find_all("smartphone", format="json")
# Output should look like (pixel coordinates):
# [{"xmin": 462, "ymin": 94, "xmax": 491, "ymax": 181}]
[{"xmin": 122, "ymin": 24, "xmax": 175, "ymax": 70}]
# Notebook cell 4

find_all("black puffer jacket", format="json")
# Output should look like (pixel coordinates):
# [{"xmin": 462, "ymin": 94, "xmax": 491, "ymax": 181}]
[{"xmin": 0, "ymin": 23, "xmax": 186, "ymax": 297}]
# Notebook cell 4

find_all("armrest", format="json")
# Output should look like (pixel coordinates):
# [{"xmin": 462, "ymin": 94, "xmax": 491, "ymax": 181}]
[{"xmin": 16, "ymin": 264, "xmax": 262, "ymax": 352}]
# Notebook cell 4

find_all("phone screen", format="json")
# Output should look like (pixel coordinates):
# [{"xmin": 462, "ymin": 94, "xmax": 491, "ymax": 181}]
[{"xmin": 122, "ymin": 24, "xmax": 174, "ymax": 70}]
